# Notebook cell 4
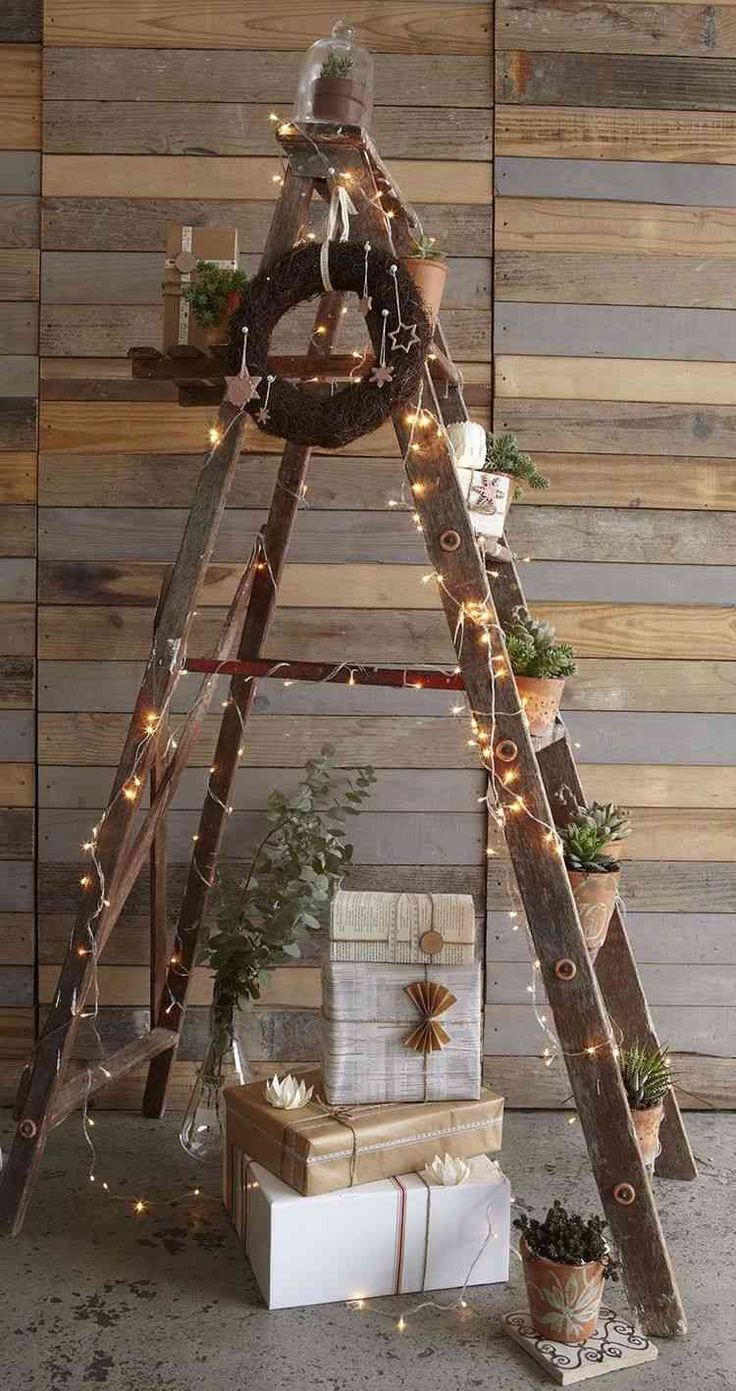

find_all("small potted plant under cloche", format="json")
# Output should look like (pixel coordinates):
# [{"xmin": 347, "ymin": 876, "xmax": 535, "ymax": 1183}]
[
  {"xmin": 560, "ymin": 807, "xmax": 623, "ymax": 960},
  {"xmin": 403, "ymin": 233, "xmax": 448, "ymax": 323},
  {"xmin": 514, "ymin": 1200, "xmax": 619, "ymax": 1345},
  {"xmin": 620, "ymin": 1041, "xmax": 672, "ymax": 1168},
  {"xmin": 447, "ymin": 428, "xmax": 550, "ymax": 543},
  {"xmin": 182, "ymin": 260, "xmax": 249, "ymax": 350},
  {"xmin": 504, "ymin": 607, "xmax": 576, "ymax": 737}
]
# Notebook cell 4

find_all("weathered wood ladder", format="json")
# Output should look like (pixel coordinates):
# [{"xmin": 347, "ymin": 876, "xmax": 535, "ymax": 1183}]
[{"xmin": 0, "ymin": 126, "xmax": 695, "ymax": 1335}]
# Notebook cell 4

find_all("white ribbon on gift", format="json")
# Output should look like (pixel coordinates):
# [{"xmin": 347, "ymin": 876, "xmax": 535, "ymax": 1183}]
[{"xmin": 320, "ymin": 184, "xmax": 358, "ymax": 292}]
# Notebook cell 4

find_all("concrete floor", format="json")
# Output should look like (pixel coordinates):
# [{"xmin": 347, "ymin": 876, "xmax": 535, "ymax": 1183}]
[{"xmin": 0, "ymin": 1109, "xmax": 734, "ymax": 1391}]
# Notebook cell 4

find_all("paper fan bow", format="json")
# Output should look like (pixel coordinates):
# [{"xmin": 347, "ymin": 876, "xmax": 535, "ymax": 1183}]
[{"xmin": 402, "ymin": 979, "xmax": 457, "ymax": 1054}]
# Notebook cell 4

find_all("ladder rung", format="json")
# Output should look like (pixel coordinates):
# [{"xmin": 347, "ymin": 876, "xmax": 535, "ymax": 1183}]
[
  {"xmin": 184, "ymin": 655, "xmax": 465, "ymax": 690},
  {"xmin": 49, "ymin": 1028, "xmax": 179, "ymax": 1128},
  {"xmin": 130, "ymin": 346, "xmax": 460, "ymax": 387}
]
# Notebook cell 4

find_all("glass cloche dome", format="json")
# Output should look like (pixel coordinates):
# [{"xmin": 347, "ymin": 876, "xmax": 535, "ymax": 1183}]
[{"xmin": 294, "ymin": 20, "xmax": 374, "ymax": 131}]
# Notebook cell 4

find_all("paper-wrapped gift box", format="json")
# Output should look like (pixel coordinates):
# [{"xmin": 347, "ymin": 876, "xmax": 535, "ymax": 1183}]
[
  {"xmin": 163, "ymin": 223, "xmax": 239, "ymax": 352},
  {"xmin": 224, "ymin": 1148, "xmax": 511, "ymax": 1309},
  {"xmin": 224, "ymin": 1070, "xmax": 503, "ymax": 1197},
  {"xmin": 322, "ymin": 962, "xmax": 482, "ymax": 1104},
  {"xmin": 330, "ymin": 890, "xmax": 476, "ymax": 965}
]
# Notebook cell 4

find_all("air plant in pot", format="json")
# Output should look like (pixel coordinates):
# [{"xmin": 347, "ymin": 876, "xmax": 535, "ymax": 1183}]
[
  {"xmin": 560, "ymin": 809, "xmax": 623, "ymax": 961},
  {"xmin": 403, "ymin": 233, "xmax": 448, "ymax": 323},
  {"xmin": 620, "ymin": 1042, "xmax": 672, "ymax": 1168},
  {"xmin": 447, "ymin": 429, "xmax": 550, "ymax": 544},
  {"xmin": 515, "ymin": 1201, "xmax": 618, "ymax": 1344},
  {"xmin": 179, "ymin": 748, "xmax": 375, "ymax": 1161},
  {"xmin": 504, "ymin": 607, "xmax": 576, "ymax": 737},
  {"xmin": 181, "ymin": 260, "xmax": 249, "ymax": 348}
]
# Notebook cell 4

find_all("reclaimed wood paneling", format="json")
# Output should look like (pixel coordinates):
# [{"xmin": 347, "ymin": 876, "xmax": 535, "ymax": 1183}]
[
  {"xmin": 0, "ymin": 20, "xmax": 39, "ymax": 1038},
  {"xmin": 43, "ymin": 2, "xmax": 493, "ymax": 53},
  {"xmin": 491, "ymin": 0, "xmax": 736, "ymax": 1103}
]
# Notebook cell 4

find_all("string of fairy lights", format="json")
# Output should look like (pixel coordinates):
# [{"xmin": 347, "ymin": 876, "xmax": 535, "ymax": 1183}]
[{"xmin": 13, "ymin": 113, "xmax": 641, "ymax": 1317}]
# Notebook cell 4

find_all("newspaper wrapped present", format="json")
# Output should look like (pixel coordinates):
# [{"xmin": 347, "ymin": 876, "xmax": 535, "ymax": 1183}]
[
  {"xmin": 163, "ymin": 223, "xmax": 239, "ymax": 352},
  {"xmin": 330, "ymin": 890, "xmax": 476, "ymax": 965},
  {"xmin": 224, "ymin": 1148, "xmax": 511, "ymax": 1309},
  {"xmin": 224, "ymin": 1069, "xmax": 503, "ymax": 1197},
  {"xmin": 322, "ymin": 962, "xmax": 482, "ymax": 1104}
]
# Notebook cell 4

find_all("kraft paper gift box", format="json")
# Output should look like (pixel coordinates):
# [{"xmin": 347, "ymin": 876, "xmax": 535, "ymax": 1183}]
[
  {"xmin": 330, "ymin": 890, "xmax": 476, "ymax": 965},
  {"xmin": 163, "ymin": 223, "xmax": 239, "ymax": 352},
  {"xmin": 224, "ymin": 1147, "xmax": 511, "ymax": 1310},
  {"xmin": 322, "ymin": 961, "xmax": 482, "ymax": 1105},
  {"xmin": 224, "ymin": 1070, "xmax": 503, "ymax": 1197}
]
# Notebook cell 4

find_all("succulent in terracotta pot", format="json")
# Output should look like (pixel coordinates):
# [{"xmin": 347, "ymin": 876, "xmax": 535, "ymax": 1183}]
[
  {"xmin": 504, "ymin": 607, "xmax": 576, "ymax": 738},
  {"xmin": 582, "ymin": 800, "xmax": 632, "ymax": 861},
  {"xmin": 560, "ymin": 810, "xmax": 621, "ymax": 961},
  {"xmin": 514, "ymin": 1200, "xmax": 618, "ymax": 1344},
  {"xmin": 620, "ymin": 1041, "xmax": 672, "ymax": 1168},
  {"xmin": 403, "ymin": 233, "xmax": 448, "ymax": 323}
]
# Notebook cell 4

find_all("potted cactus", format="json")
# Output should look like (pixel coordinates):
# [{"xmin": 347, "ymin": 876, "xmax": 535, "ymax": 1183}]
[
  {"xmin": 182, "ymin": 260, "xmax": 249, "ymax": 349},
  {"xmin": 620, "ymin": 1042, "xmax": 672, "ymax": 1168},
  {"xmin": 312, "ymin": 50, "xmax": 367, "ymax": 125},
  {"xmin": 514, "ymin": 1201, "xmax": 618, "ymax": 1344},
  {"xmin": 504, "ymin": 607, "xmax": 576, "ymax": 737},
  {"xmin": 403, "ymin": 233, "xmax": 448, "ymax": 323},
  {"xmin": 561, "ymin": 809, "xmax": 621, "ymax": 961}
]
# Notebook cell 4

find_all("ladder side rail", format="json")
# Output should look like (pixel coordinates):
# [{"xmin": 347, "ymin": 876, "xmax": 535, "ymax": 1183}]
[
  {"xmin": 536, "ymin": 734, "xmax": 698, "ymax": 1181},
  {"xmin": 398, "ymin": 409, "xmax": 686, "ymax": 1335},
  {"xmin": 143, "ymin": 287, "xmax": 347, "ymax": 1118}
]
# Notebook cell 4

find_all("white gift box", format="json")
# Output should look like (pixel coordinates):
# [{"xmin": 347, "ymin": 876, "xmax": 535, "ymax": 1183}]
[{"xmin": 224, "ymin": 1148, "xmax": 511, "ymax": 1310}]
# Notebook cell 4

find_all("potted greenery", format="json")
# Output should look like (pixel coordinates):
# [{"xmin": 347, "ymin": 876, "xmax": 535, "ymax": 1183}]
[
  {"xmin": 561, "ymin": 808, "xmax": 621, "ymax": 960},
  {"xmin": 620, "ymin": 1042, "xmax": 672, "ymax": 1168},
  {"xmin": 448, "ymin": 428, "xmax": 550, "ymax": 542},
  {"xmin": 311, "ymin": 50, "xmax": 367, "ymax": 126},
  {"xmin": 179, "ymin": 748, "xmax": 375, "ymax": 1160},
  {"xmin": 583, "ymin": 800, "xmax": 631, "ymax": 861},
  {"xmin": 514, "ymin": 1201, "xmax": 618, "ymax": 1344},
  {"xmin": 504, "ymin": 607, "xmax": 576, "ymax": 737},
  {"xmin": 403, "ymin": 233, "xmax": 448, "ymax": 323},
  {"xmin": 182, "ymin": 260, "xmax": 249, "ymax": 349}
]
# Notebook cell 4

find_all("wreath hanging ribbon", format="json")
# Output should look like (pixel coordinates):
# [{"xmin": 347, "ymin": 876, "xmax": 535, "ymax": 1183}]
[{"xmin": 320, "ymin": 184, "xmax": 358, "ymax": 293}]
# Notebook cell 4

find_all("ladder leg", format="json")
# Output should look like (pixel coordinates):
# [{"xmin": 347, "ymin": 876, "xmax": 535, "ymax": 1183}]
[
  {"xmin": 537, "ymin": 734, "xmax": 698, "ymax": 1181},
  {"xmin": 0, "ymin": 416, "xmax": 248, "ymax": 1236},
  {"xmin": 142, "ymin": 291, "xmax": 346, "ymax": 1118},
  {"xmin": 394, "ymin": 397, "xmax": 686, "ymax": 1336}
]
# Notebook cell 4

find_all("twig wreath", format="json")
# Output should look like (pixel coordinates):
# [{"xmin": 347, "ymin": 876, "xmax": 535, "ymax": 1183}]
[{"xmin": 226, "ymin": 240, "xmax": 431, "ymax": 449}]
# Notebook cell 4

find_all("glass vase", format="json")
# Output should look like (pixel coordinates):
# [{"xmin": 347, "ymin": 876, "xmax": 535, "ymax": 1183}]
[{"xmin": 179, "ymin": 1000, "xmax": 252, "ymax": 1161}]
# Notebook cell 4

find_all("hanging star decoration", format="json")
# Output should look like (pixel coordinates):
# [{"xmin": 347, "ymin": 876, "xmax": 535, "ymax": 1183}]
[
  {"xmin": 370, "ymin": 307, "xmax": 394, "ymax": 388},
  {"xmin": 256, "ymin": 374, "xmax": 276, "ymax": 425},
  {"xmin": 225, "ymin": 324, "xmax": 262, "ymax": 409},
  {"xmin": 387, "ymin": 263, "xmax": 420, "ymax": 355}
]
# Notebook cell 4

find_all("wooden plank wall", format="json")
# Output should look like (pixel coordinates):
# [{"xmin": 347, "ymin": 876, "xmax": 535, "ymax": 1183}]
[
  {"xmin": 0, "ymin": 2, "xmax": 40, "ymax": 1104},
  {"xmin": 28, "ymin": 1, "xmax": 494, "ymax": 1109},
  {"xmin": 488, "ymin": 0, "xmax": 736, "ymax": 1108},
  {"xmin": 1, "ymin": 0, "xmax": 732, "ymax": 1111}
]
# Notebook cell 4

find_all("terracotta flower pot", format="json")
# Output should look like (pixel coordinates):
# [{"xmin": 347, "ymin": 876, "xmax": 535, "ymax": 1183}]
[
  {"xmin": 402, "ymin": 257, "xmax": 448, "ymax": 324},
  {"xmin": 514, "ymin": 675, "xmax": 566, "ymax": 737},
  {"xmin": 189, "ymin": 292, "xmax": 243, "ymax": 353},
  {"xmin": 568, "ymin": 868, "xmax": 620, "ymax": 961},
  {"xmin": 521, "ymin": 1241, "xmax": 605, "ymax": 1344},
  {"xmin": 312, "ymin": 76, "xmax": 366, "ymax": 126},
  {"xmin": 631, "ymin": 1101, "xmax": 664, "ymax": 1167}
]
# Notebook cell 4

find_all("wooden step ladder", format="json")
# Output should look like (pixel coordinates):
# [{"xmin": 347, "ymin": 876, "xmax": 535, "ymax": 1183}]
[{"xmin": 0, "ymin": 125, "xmax": 695, "ymax": 1338}]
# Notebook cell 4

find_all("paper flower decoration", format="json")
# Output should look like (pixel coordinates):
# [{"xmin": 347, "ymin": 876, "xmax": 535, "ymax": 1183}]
[
  {"xmin": 264, "ymin": 1074, "xmax": 314, "ymax": 1110},
  {"xmin": 425, "ymin": 1152, "xmax": 471, "ymax": 1186}
]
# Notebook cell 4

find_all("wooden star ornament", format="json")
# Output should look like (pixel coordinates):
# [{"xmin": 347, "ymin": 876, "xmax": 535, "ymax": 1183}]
[
  {"xmin": 225, "ymin": 373, "xmax": 262, "ymax": 408},
  {"xmin": 369, "ymin": 363, "xmax": 394, "ymax": 387}
]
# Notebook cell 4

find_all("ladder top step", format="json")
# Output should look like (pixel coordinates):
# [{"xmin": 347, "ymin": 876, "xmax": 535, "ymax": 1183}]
[{"xmin": 129, "ymin": 346, "xmax": 460, "ymax": 387}]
